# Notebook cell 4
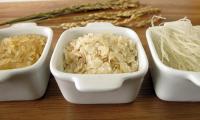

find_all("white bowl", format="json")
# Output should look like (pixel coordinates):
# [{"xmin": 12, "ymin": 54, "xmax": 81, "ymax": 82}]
[
  {"xmin": 146, "ymin": 26, "xmax": 200, "ymax": 101},
  {"xmin": 0, "ymin": 23, "xmax": 53, "ymax": 101},
  {"xmin": 50, "ymin": 22, "xmax": 148, "ymax": 104}
]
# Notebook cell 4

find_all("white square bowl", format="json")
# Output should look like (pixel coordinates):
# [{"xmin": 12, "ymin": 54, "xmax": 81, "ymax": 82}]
[
  {"xmin": 50, "ymin": 22, "xmax": 149, "ymax": 104},
  {"xmin": 146, "ymin": 26, "xmax": 200, "ymax": 101},
  {"xmin": 0, "ymin": 23, "xmax": 53, "ymax": 101}
]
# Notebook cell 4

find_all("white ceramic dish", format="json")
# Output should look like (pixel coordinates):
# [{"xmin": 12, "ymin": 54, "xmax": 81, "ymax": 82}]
[
  {"xmin": 50, "ymin": 22, "xmax": 148, "ymax": 104},
  {"xmin": 146, "ymin": 26, "xmax": 200, "ymax": 101},
  {"xmin": 0, "ymin": 23, "xmax": 53, "ymax": 101}
]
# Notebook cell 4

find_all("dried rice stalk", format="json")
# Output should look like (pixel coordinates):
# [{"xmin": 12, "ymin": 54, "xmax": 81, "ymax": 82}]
[
  {"xmin": 0, "ymin": 0, "xmax": 139, "ymax": 26},
  {"xmin": 74, "ymin": 7, "xmax": 160, "ymax": 21},
  {"xmin": 126, "ymin": 16, "xmax": 162, "ymax": 27},
  {"xmin": 52, "ymin": 5, "xmax": 161, "ymax": 29},
  {"xmin": 52, "ymin": 15, "xmax": 162, "ymax": 29}
]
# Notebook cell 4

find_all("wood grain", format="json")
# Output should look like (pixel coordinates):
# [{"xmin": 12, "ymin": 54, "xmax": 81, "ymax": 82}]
[{"xmin": 0, "ymin": 0, "xmax": 200, "ymax": 120}]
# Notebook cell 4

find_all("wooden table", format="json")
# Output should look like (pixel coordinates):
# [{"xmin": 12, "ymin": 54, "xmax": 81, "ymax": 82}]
[{"xmin": 0, "ymin": 0, "xmax": 200, "ymax": 119}]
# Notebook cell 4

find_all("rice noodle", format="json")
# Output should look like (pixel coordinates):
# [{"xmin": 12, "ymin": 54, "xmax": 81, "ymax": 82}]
[{"xmin": 151, "ymin": 18, "xmax": 200, "ymax": 72}]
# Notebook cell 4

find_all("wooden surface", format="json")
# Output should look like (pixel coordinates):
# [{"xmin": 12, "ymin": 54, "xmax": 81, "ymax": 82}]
[{"xmin": 0, "ymin": 0, "xmax": 200, "ymax": 120}]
